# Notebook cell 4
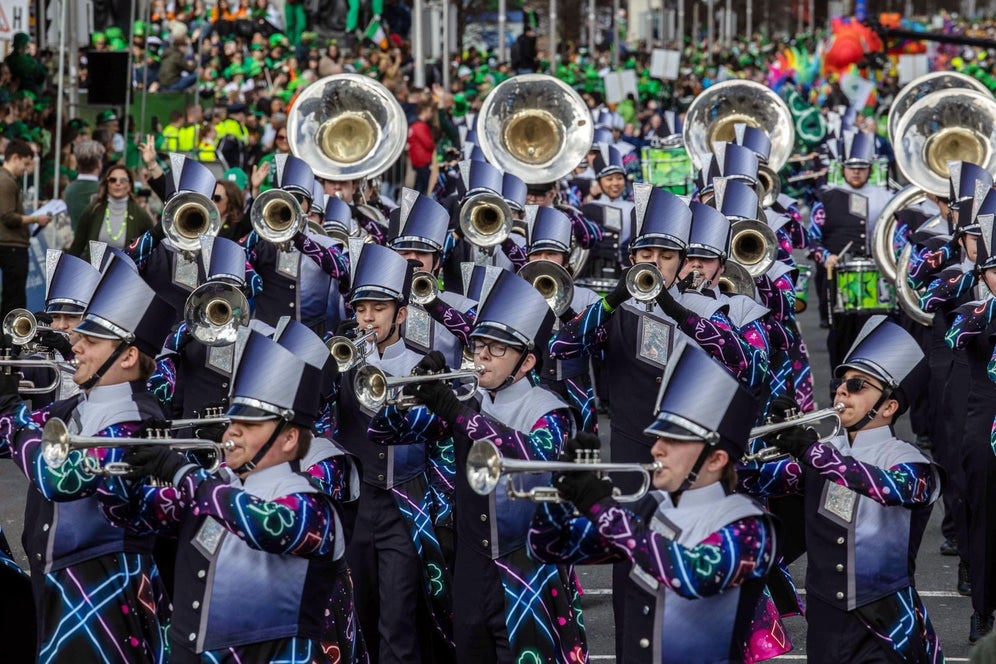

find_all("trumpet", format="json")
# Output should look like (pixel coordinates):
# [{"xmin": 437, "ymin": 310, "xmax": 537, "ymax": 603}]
[
  {"xmin": 41, "ymin": 417, "xmax": 231, "ymax": 476},
  {"xmin": 162, "ymin": 191, "xmax": 222, "ymax": 255},
  {"xmin": 460, "ymin": 191, "xmax": 512, "ymax": 252},
  {"xmin": 354, "ymin": 364, "xmax": 481, "ymax": 411},
  {"xmin": 410, "ymin": 272, "xmax": 439, "ymax": 306},
  {"xmin": 0, "ymin": 351, "xmax": 78, "ymax": 394},
  {"xmin": 2, "ymin": 309, "xmax": 69, "ymax": 346},
  {"xmin": 741, "ymin": 404, "xmax": 845, "ymax": 463},
  {"xmin": 730, "ymin": 220, "xmax": 777, "ymax": 279},
  {"xmin": 467, "ymin": 439, "xmax": 662, "ymax": 503},
  {"xmin": 517, "ymin": 260, "xmax": 575, "ymax": 318},
  {"xmin": 184, "ymin": 282, "xmax": 250, "ymax": 347},
  {"xmin": 626, "ymin": 263, "xmax": 664, "ymax": 310},
  {"xmin": 326, "ymin": 329, "xmax": 378, "ymax": 372},
  {"xmin": 250, "ymin": 189, "xmax": 307, "ymax": 248},
  {"xmin": 169, "ymin": 406, "xmax": 230, "ymax": 431}
]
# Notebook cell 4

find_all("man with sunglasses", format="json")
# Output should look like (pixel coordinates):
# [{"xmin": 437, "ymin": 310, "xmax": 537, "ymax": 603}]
[{"xmin": 738, "ymin": 317, "xmax": 943, "ymax": 662}]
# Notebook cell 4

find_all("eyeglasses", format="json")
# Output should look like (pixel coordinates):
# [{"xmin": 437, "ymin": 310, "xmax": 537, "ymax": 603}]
[
  {"xmin": 107, "ymin": 176, "xmax": 128, "ymax": 184},
  {"xmin": 830, "ymin": 377, "xmax": 883, "ymax": 394},
  {"xmin": 469, "ymin": 339, "xmax": 515, "ymax": 358},
  {"xmin": 213, "ymin": 194, "xmax": 225, "ymax": 202}
]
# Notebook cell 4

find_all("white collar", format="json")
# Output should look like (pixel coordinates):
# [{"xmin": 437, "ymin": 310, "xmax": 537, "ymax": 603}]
[
  {"xmin": 77, "ymin": 173, "xmax": 100, "ymax": 182},
  {"xmin": 82, "ymin": 381, "xmax": 135, "ymax": 403}
]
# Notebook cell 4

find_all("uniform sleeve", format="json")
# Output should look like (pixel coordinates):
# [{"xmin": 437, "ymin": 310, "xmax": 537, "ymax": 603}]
[
  {"xmin": 292, "ymin": 233, "xmax": 350, "ymax": 288},
  {"xmin": 549, "ymin": 299, "xmax": 611, "ymax": 360},
  {"xmin": 97, "ymin": 479, "xmax": 188, "ymax": 537},
  {"xmin": 304, "ymin": 455, "xmax": 351, "ymax": 502},
  {"xmin": 563, "ymin": 205, "xmax": 604, "ymax": 249},
  {"xmin": 244, "ymin": 260, "xmax": 263, "ymax": 298},
  {"xmin": 736, "ymin": 457, "xmax": 806, "ymax": 498},
  {"xmin": 589, "ymin": 502, "xmax": 777, "ymax": 599},
  {"xmin": 945, "ymin": 298, "xmax": 996, "ymax": 350},
  {"xmin": 147, "ymin": 323, "xmax": 189, "ymax": 415},
  {"xmin": 180, "ymin": 469, "xmax": 339, "ymax": 557},
  {"xmin": 528, "ymin": 501, "xmax": 625, "ymax": 565},
  {"xmin": 501, "ymin": 238, "xmax": 528, "ymax": 270},
  {"xmin": 450, "ymin": 408, "xmax": 571, "ymax": 462},
  {"xmin": 807, "ymin": 201, "xmax": 830, "ymax": 264},
  {"xmin": 368, "ymin": 403, "xmax": 451, "ymax": 447},
  {"xmin": 682, "ymin": 309, "xmax": 767, "ymax": 392},
  {"xmin": 424, "ymin": 298, "xmax": 476, "ymax": 348},
  {"xmin": 920, "ymin": 269, "xmax": 978, "ymax": 313},
  {"xmin": 125, "ymin": 228, "xmax": 159, "ymax": 272},
  {"xmin": 906, "ymin": 243, "xmax": 954, "ymax": 289}
]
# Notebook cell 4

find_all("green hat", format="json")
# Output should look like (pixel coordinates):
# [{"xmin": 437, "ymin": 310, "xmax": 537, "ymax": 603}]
[
  {"xmin": 97, "ymin": 109, "xmax": 119, "ymax": 124},
  {"xmin": 452, "ymin": 92, "xmax": 467, "ymax": 117},
  {"xmin": 68, "ymin": 118, "xmax": 90, "ymax": 131},
  {"xmin": 301, "ymin": 31, "xmax": 317, "ymax": 42},
  {"xmin": 223, "ymin": 167, "xmax": 249, "ymax": 189},
  {"xmin": 13, "ymin": 33, "xmax": 30, "ymax": 50},
  {"xmin": 134, "ymin": 21, "xmax": 146, "ymax": 37},
  {"xmin": 92, "ymin": 31, "xmax": 107, "ymax": 46},
  {"xmin": 106, "ymin": 26, "xmax": 123, "ymax": 40},
  {"xmin": 269, "ymin": 33, "xmax": 287, "ymax": 47},
  {"xmin": 250, "ymin": 43, "xmax": 264, "ymax": 51}
]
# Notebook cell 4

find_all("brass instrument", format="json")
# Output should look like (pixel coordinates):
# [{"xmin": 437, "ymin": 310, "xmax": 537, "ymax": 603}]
[
  {"xmin": 286, "ymin": 74, "xmax": 407, "ymax": 182},
  {"xmin": 626, "ymin": 263, "xmax": 664, "ymax": 310},
  {"xmin": 2, "ymin": 308, "xmax": 68, "ymax": 346},
  {"xmin": 169, "ymin": 406, "xmax": 230, "ymax": 431},
  {"xmin": 871, "ymin": 185, "xmax": 928, "ymax": 285},
  {"xmin": 353, "ymin": 365, "xmax": 481, "ymax": 411},
  {"xmin": 410, "ymin": 272, "xmax": 439, "ymax": 307},
  {"xmin": 466, "ymin": 439, "xmax": 662, "ymax": 503},
  {"xmin": 887, "ymin": 71, "xmax": 990, "ymax": 147},
  {"xmin": 0, "ymin": 350, "xmax": 78, "ymax": 394},
  {"xmin": 250, "ymin": 189, "xmax": 307, "ymax": 248},
  {"xmin": 161, "ymin": 191, "xmax": 222, "ymax": 255},
  {"xmin": 326, "ymin": 329, "xmax": 378, "ymax": 372},
  {"xmin": 184, "ymin": 282, "xmax": 250, "ymax": 347},
  {"xmin": 717, "ymin": 260, "xmax": 756, "ymax": 297},
  {"xmin": 894, "ymin": 242, "xmax": 933, "ymax": 326},
  {"xmin": 682, "ymin": 80, "xmax": 795, "ymax": 173},
  {"xmin": 741, "ymin": 404, "xmax": 845, "ymax": 463},
  {"xmin": 41, "ymin": 417, "xmax": 230, "ymax": 476},
  {"xmin": 730, "ymin": 220, "xmax": 778, "ymax": 278},
  {"xmin": 517, "ymin": 260, "xmax": 575, "ymax": 317},
  {"xmin": 459, "ymin": 191, "xmax": 513, "ymax": 252},
  {"xmin": 757, "ymin": 163, "xmax": 782, "ymax": 208}
]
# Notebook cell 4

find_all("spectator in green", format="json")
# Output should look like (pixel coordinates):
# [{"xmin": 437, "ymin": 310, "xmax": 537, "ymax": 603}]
[
  {"xmin": 285, "ymin": 0, "xmax": 306, "ymax": 44},
  {"xmin": 64, "ymin": 140, "xmax": 105, "ymax": 231}
]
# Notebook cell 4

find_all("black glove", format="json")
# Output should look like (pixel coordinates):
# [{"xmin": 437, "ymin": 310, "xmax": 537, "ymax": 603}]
[
  {"xmin": 411, "ymin": 350, "xmax": 448, "ymax": 377},
  {"xmin": 123, "ymin": 445, "xmax": 195, "ymax": 483},
  {"xmin": 36, "ymin": 330, "xmax": 73, "ymax": 358},
  {"xmin": 558, "ymin": 306, "xmax": 578, "ymax": 324},
  {"xmin": 675, "ymin": 271, "xmax": 697, "ymax": 292},
  {"xmin": 769, "ymin": 425, "xmax": 819, "ymax": 461},
  {"xmin": 411, "ymin": 379, "xmax": 465, "ymax": 422},
  {"xmin": 33, "ymin": 312, "xmax": 53, "ymax": 326},
  {"xmin": 561, "ymin": 432, "xmax": 602, "ymax": 463},
  {"xmin": 767, "ymin": 396, "xmax": 799, "ymax": 424},
  {"xmin": 554, "ymin": 471, "xmax": 615, "ymax": 515},
  {"xmin": 335, "ymin": 319, "xmax": 359, "ymax": 339},
  {"xmin": 406, "ymin": 258, "xmax": 425, "ymax": 273},
  {"xmin": 604, "ymin": 266, "xmax": 634, "ymax": 309},
  {"xmin": 150, "ymin": 222, "xmax": 166, "ymax": 242},
  {"xmin": 655, "ymin": 283, "xmax": 690, "ymax": 319}
]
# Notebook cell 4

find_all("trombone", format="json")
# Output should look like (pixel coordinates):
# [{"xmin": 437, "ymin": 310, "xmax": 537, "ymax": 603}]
[
  {"xmin": 741, "ymin": 404, "xmax": 845, "ymax": 463},
  {"xmin": 626, "ymin": 263, "xmax": 664, "ymax": 311},
  {"xmin": 730, "ymin": 220, "xmax": 777, "ymax": 279},
  {"xmin": 326, "ymin": 328, "xmax": 378, "ymax": 372},
  {"xmin": 459, "ymin": 190, "xmax": 512, "ymax": 257},
  {"xmin": 162, "ymin": 191, "xmax": 222, "ymax": 255},
  {"xmin": 410, "ymin": 272, "xmax": 439, "ymax": 307},
  {"xmin": 354, "ymin": 364, "xmax": 481, "ymax": 411},
  {"xmin": 183, "ymin": 282, "xmax": 250, "ymax": 347},
  {"xmin": 466, "ymin": 439, "xmax": 662, "ymax": 503},
  {"xmin": 2, "ymin": 309, "xmax": 69, "ymax": 346},
  {"xmin": 41, "ymin": 417, "xmax": 231, "ymax": 476}
]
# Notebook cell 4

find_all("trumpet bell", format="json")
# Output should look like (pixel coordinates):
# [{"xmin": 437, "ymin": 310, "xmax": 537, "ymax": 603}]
[
  {"xmin": 887, "ymin": 71, "xmax": 990, "ymax": 145},
  {"xmin": 730, "ymin": 220, "xmax": 778, "ymax": 278},
  {"xmin": 477, "ymin": 74, "xmax": 594, "ymax": 184},
  {"xmin": 184, "ymin": 282, "xmax": 250, "ymax": 346},
  {"xmin": 326, "ymin": 329, "xmax": 378, "ymax": 372},
  {"xmin": 718, "ymin": 260, "xmax": 756, "ymax": 297},
  {"xmin": 894, "ymin": 89, "xmax": 996, "ymax": 196},
  {"xmin": 682, "ymin": 80, "xmax": 795, "ymax": 171},
  {"xmin": 626, "ymin": 264, "xmax": 664, "ymax": 302},
  {"xmin": 287, "ymin": 74, "xmax": 407, "ymax": 181},
  {"xmin": 410, "ymin": 272, "xmax": 439, "ymax": 306},
  {"xmin": 517, "ymin": 260, "xmax": 575, "ymax": 317},
  {"xmin": 459, "ymin": 191, "xmax": 513, "ymax": 249},
  {"xmin": 162, "ymin": 192, "xmax": 222, "ymax": 253},
  {"xmin": 467, "ymin": 438, "xmax": 504, "ymax": 496},
  {"xmin": 250, "ymin": 189, "xmax": 307, "ymax": 245},
  {"xmin": 2, "ymin": 308, "xmax": 37, "ymax": 346}
]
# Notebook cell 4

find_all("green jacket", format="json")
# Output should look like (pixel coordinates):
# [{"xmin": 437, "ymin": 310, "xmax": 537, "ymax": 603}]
[
  {"xmin": 63, "ymin": 177, "xmax": 100, "ymax": 230},
  {"xmin": 69, "ymin": 198, "xmax": 154, "ymax": 262}
]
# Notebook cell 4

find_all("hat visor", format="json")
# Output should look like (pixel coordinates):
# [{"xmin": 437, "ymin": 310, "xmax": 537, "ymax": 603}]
[
  {"xmin": 45, "ymin": 302, "xmax": 86, "ymax": 315},
  {"xmin": 349, "ymin": 288, "xmax": 401, "ymax": 305},
  {"xmin": 630, "ymin": 236, "xmax": 685, "ymax": 252},
  {"xmin": 842, "ymin": 160, "xmax": 871, "ymax": 168},
  {"xmin": 833, "ymin": 359, "xmax": 893, "ymax": 388},
  {"xmin": 388, "ymin": 239, "xmax": 441, "ymax": 253},
  {"xmin": 643, "ymin": 416, "xmax": 708, "ymax": 441},
  {"xmin": 469, "ymin": 326, "xmax": 529, "ymax": 348},
  {"xmin": 227, "ymin": 402, "xmax": 283, "ymax": 422},
  {"xmin": 597, "ymin": 167, "xmax": 625, "ymax": 178},
  {"xmin": 73, "ymin": 317, "xmax": 126, "ymax": 341},
  {"xmin": 685, "ymin": 246, "xmax": 724, "ymax": 259},
  {"xmin": 528, "ymin": 241, "xmax": 570, "ymax": 255}
]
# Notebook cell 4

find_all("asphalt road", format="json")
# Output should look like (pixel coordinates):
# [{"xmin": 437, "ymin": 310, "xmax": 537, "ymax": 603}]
[{"xmin": 0, "ymin": 265, "xmax": 979, "ymax": 661}]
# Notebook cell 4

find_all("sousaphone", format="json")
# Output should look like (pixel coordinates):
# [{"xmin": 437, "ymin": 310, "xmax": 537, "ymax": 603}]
[{"xmin": 887, "ymin": 71, "xmax": 990, "ymax": 146}]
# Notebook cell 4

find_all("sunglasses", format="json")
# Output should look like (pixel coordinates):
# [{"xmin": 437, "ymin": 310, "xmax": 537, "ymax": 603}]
[
  {"xmin": 276, "ymin": 134, "xmax": 287, "ymax": 140},
  {"xmin": 829, "ymin": 377, "xmax": 882, "ymax": 394},
  {"xmin": 213, "ymin": 194, "xmax": 225, "ymax": 202},
  {"xmin": 107, "ymin": 176, "xmax": 129, "ymax": 184}
]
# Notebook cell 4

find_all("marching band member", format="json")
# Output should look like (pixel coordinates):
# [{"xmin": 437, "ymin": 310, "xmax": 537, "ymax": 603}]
[
  {"xmin": 372, "ymin": 269, "xmax": 586, "ymax": 663},
  {"xmin": 104, "ymin": 331, "xmax": 354, "ymax": 662},
  {"xmin": 321, "ymin": 175, "xmax": 388, "ymax": 245},
  {"xmin": 529, "ymin": 341, "xmax": 781, "ymax": 663},
  {"xmin": 738, "ymin": 317, "xmax": 943, "ymax": 662},
  {"xmin": 521, "ymin": 178, "xmax": 604, "ymax": 254},
  {"xmin": 337, "ymin": 243, "xmax": 454, "ymax": 663},
  {"xmin": 586, "ymin": 142, "xmax": 633, "ymax": 262},
  {"xmin": 0, "ymin": 255, "xmax": 175, "ymax": 662},
  {"xmin": 807, "ymin": 130, "xmax": 894, "ymax": 366}
]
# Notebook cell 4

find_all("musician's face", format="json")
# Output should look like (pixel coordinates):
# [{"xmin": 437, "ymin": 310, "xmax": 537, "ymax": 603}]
[
  {"xmin": 843, "ymin": 165, "xmax": 870, "ymax": 189},
  {"xmin": 650, "ymin": 437, "xmax": 725, "ymax": 492},
  {"xmin": 982, "ymin": 266, "xmax": 996, "ymax": 294},
  {"xmin": 354, "ymin": 300, "xmax": 406, "ymax": 349},
  {"xmin": 49, "ymin": 313, "xmax": 82, "ymax": 334},
  {"xmin": 832, "ymin": 369, "xmax": 898, "ymax": 430},
  {"xmin": 70, "ymin": 334, "xmax": 138, "ymax": 388},
  {"xmin": 631, "ymin": 247, "xmax": 682, "ymax": 287},
  {"xmin": 471, "ymin": 339, "xmax": 535, "ymax": 390},
  {"xmin": 599, "ymin": 173, "xmax": 625, "ymax": 199},
  {"xmin": 222, "ymin": 418, "xmax": 297, "ymax": 475},
  {"xmin": 961, "ymin": 233, "xmax": 979, "ymax": 262},
  {"xmin": 323, "ymin": 178, "xmax": 356, "ymax": 202},
  {"xmin": 525, "ymin": 189, "xmax": 555, "ymax": 206},
  {"xmin": 680, "ymin": 256, "xmax": 723, "ymax": 287},
  {"xmin": 528, "ymin": 250, "xmax": 568, "ymax": 267}
]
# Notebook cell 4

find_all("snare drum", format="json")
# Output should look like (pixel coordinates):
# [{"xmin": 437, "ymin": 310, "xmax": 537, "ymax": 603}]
[
  {"xmin": 794, "ymin": 265, "xmax": 811, "ymax": 313},
  {"xmin": 641, "ymin": 146, "xmax": 692, "ymax": 195},
  {"xmin": 833, "ymin": 259, "xmax": 896, "ymax": 314}
]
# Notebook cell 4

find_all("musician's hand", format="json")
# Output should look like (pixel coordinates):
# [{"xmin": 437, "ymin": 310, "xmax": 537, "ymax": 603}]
[
  {"xmin": 561, "ymin": 432, "xmax": 602, "ymax": 463},
  {"xmin": 410, "ymin": 379, "xmax": 464, "ymax": 422},
  {"xmin": 335, "ymin": 319, "xmax": 359, "ymax": 339},
  {"xmin": 554, "ymin": 470, "xmax": 615, "ymax": 515},
  {"xmin": 825, "ymin": 254, "xmax": 840, "ymax": 272},
  {"xmin": 767, "ymin": 396, "xmax": 799, "ymax": 424},
  {"xmin": 36, "ymin": 330, "xmax": 73, "ymax": 358},
  {"xmin": 411, "ymin": 350, "xmax": 448, "ymax": 377},
  {"xmin": 769, "ymin": 426, "xmax": 819, "ymax": 461},
  {"xmin": 655, "ymin": 282, "xmax": 689, "ymax": 319},
  {"xmin": 123, "ymin": 445, "xmax": 196, "ymax": 484},
  {"xmin": 675, "ymin": 270, "xmax": 697, "ymax": 292},
  {"xmin": 604, "ymin": 266, "xmax": 634, "ymax": 309}
]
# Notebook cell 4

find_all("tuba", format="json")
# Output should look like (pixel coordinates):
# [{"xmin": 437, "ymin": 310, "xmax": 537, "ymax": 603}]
[
  {"xmin": 286, "ymin": 74, "xmax": 407, "ymax": 182},
  {"xmin": 517, "ymin": 260, "xmax": 575, "ymax": 317},
  {"xmin": 183, "ymin": 282, "xmax": 251, "ymax": 347},
  {"xmin": 870, "ymin": 184, "xmax": 928, "ymax": 285},
  {"xmin": 682, "ymin": 80, "xmax": 795, "ymax": 176},
  {"xmin": 250, "ymin": 188, "xmax": 307, "ymax": 247},
  {"xmin": 887, "ymin": 71, "xmax": 991, "ymax": 148},
  {"xmin": 161, "ymin": 191, "xmax": 222, "ymax": 254}
]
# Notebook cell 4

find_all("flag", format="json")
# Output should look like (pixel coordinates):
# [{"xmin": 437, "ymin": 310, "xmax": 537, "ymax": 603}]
[{"xmin": 365, "ymin": 19, "xmax": 388, "ymax": 51}]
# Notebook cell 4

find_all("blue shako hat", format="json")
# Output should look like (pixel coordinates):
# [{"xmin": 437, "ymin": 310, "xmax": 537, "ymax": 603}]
[
  {"xmin": 228, "ymin": 330, "xmax": 322, "ymax": 427},
  {"xmin": 74, "ymin": 255, "xmax": 176, "ymax": 357},
  {"xmin": 275, "ymin": 153, "xmax": 316, "ymax": 200},
  {"xmin": 310, "ymin": 179, "xmax": 326, "ymax": 216},
  {"xmin": 948, "ymin": 161, "xmax": 993, "ymax": 211},
  {"xmin": 710, "ymin": 142, "xmax": 760, "ymax": 186},
  {"xmin": 502, "ymin": 172, "xmax": 527, "ymax": 212},
  {"xmin": 711, "ymin": 177, "xmax": 762, "ymax": 223},
  {"xmin": 457, "ymin": 159, "xmax": 503, "ymax": 199},
  {"xmin": 273, "ymin": 316, "xmax": 338, "ymax": 401},
  {"xmin": 471, "ymin": 270, "xmax": 554, "ymax": 352},
  {"xmin": 644, "ymin": 340, "xmax": 758, "ymax": 456},
  {"xmin": 89, "ymin": 241, "xmax": 139, "ymax": 274},
  {"xmin": 592, "ymin": 127, "xmax": 614, "ymax": 145},
  {"xmin": 839, "ymin": 129, "xmax": 876, "ymax": 167},
  {"xmin": 461, "ymin": 142, "xmax": 485, "ymax": 162},
  {"xmin": 45, "ymin": 250, "xmax": 102, "ymax": 314},
  {"xmin": 592, "ymin": 142, "xmax": 625, "ymax": 178},
  {"xmin": 733, "ymin": 123, "xmax": 771, "ymax": 164},
  {"xmin": 166, "ymin": 153, "xmax": 217, "ymax": 200},
  {"xmin": 630, "ymin": 183, "xmax": 693, "ymax": 252},
  {"xmin": 960, "ymin": 177, "xmax": 996, "ymax": 235},
  {"xmin": 525, "ymin": 205, "xmax": 573, "ymax": 255},
  {"xmin": 834, "ymin": 315, "xmax": 928, "ymax": 415},
  {"xmin": 687, "ymin": 201, "xmax": 732, "ymax": 260},
  {"xmin": 323, "ymin": 196, "xmax": 352, "ymax": 237},
  {"xmin": 977, "ymin": 212, "xmax": 995, "ymax": 270},
  {"xmin": 388, "ymin": 187, "xmax": 450, "ymax": 252},
  {"xmin": 199, "ymin": 235, "xmax": 246, "ymax": 287},
  {"xmin": 349, "ymin": 243, "xmax": 414, "ymax": 305},
  {"xmin": 461, "ymin": 263, "xmax": 503, "ymax": 303}
]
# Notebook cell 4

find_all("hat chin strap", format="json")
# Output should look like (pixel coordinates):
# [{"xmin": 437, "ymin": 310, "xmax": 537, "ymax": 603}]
[
  {"xmin": 846, "ymin": 388, "xmax": 893, "ymax": 434},
  {"xmin": 671, "ymin": 444, "xmax": 714, "ymax": 501},
  {"xmin": 234, "ymin": 420, "xmax": 287, "ymax": 475},
  {"xmin": 79, "ymin": 342, "xmax": 130, "ymax": 391},
  {"xmin": 491, "ymin": 350, "xmax": 530, "ymax": 394}
]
